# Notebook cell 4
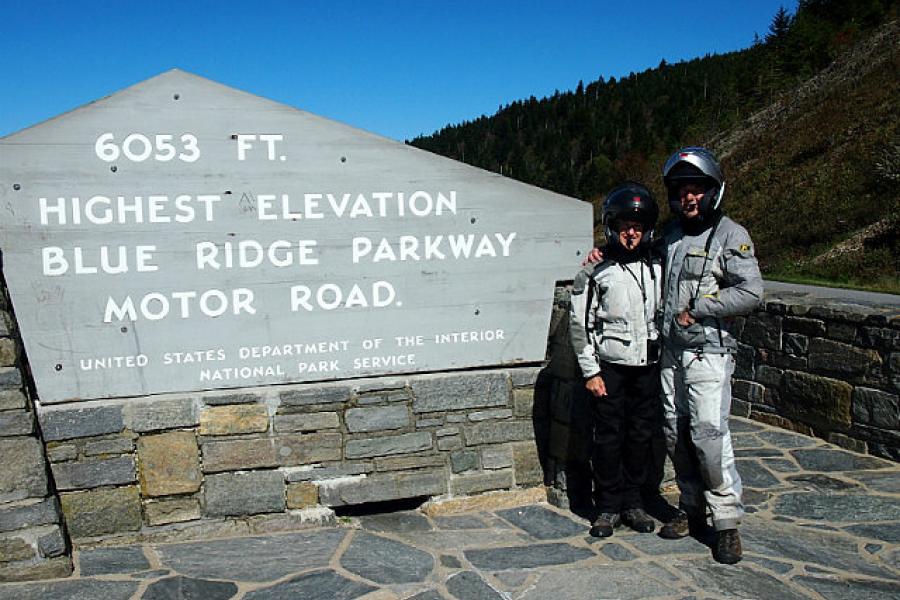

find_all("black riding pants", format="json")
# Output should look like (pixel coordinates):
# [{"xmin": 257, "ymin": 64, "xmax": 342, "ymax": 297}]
[{"xmin": 591, "ymin": 361, "xmax": 660, "ymax": 513}]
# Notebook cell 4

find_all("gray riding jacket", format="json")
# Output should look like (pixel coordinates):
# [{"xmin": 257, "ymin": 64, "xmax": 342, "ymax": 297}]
[
  {"xmin": 569, "ymin": 253, "xmax": 663, "ymax": 379},
  {"xmin": 661, "ymin": 215, "xmax": 763, "ymax": 353}
]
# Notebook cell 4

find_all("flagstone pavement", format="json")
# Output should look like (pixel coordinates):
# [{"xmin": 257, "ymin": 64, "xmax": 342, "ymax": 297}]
[{"xmin": 1, "ymin": 417, "xmax": 899, "ymax": 599}]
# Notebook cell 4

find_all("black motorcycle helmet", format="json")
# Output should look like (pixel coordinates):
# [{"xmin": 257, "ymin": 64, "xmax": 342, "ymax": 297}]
[{"xmin": 602, "ymin": 182, "xmax": 659, "ymax": 248}]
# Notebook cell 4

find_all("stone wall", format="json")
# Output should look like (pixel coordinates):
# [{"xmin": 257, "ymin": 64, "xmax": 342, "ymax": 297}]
[
  {"xmin": 34, "ymin": 367, "xmax": 542, "ymax": 545},
  {"xmin": 732, "ymin": 291, "xmax": 899, "ymax": 460},
  {"xmin": 0, "ymin": 282, "xmax": 72, "ymax": 581}
]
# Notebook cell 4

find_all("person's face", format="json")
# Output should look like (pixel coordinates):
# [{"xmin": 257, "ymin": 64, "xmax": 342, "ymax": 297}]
[
  {"xmin": 617, "ymin": 220, "xmax": 644, "ymax": 250},
  {"xmin": 678, "ymin": 183, "xmax": 706, "ymax": 220}
]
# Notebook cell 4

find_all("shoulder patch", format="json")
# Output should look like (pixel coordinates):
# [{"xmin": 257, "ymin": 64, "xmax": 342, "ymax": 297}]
[{"xmin": 739, "ymin": 243, "xmax": 751, "ymax": 253}]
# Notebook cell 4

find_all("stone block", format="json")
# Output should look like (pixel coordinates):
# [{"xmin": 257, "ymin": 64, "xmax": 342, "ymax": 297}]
[
  {"xmin": 411, "ymin": 372, "xmax": 509, "ymax": 414},
  {"xmin": 510, "ymin": 367, "xmax": 541, "ymax": 387},
  {"xmin": 0, "ymin": 555, "xmax": 73, "ymax": 582},
  {"xmin": 274, "ymin": 412, "xmax": 340, "ymax": 432},
  {"xmin": 437, "ymin": 435, "xmax": 464, "ymax": 451},
  {"xmin": 46, "ymin": 443, "xmax": 77, "ymax": 462},
  {"xmin": 354, "ymin": 377, "xmax": 408, "ymax": 393},
  {"xmin": 732, "ymin": 380, "xmax": 765, "ymax": 403},
  {"xmin": 0, "ymin": 498, "xmax": 59, "ymax": 533},
  {"xmin": 449, "ymin": 470, "xmax": 514, "ymax": 495},
  {"xmin": 0, "ymin": 339, "xmax": 17, "ymax": 367},
  {"xmin": 345, "ymin": 432, "xmax": 432, "ymax": 459},
  {"xmin": 468, "ymin": 409, "xmax": 513, "ymax": 421},
  {"xmin": 512, "ymin": 441, "xmax": 543, "ymax": 485},
  {"xmin": 204, "ymin": 471, "xmax": 285, "ymax": 517},
  {"xmin": 734, "ymin": 343, "xmax": 755, "ymax": 379},
  {"xmin": 784, "ymin": 316, "xmax": 826, "ymax": 337},
  {"xmin": 0, "ymin": 437, "xmax": 48, "ymax": 502},
  {"xmin": 0, "ymin": 410, "xmax": 33, "ymax": 436},
  {"xmin": 37, "ymin": 526, "xmax": 66, "ymax": 558},
  {"xmin": 859, "ymin": 326, "xmax": 900, "ymax": 351},
  {"xmin": 285, "ymin": 462, "xmax": 373, "ymax": 482},
  {"xmin": 83, "ymin": 437, "xmax": 134, "ymax": 456},
  {"xmin": 318, "ymin": 470, "xmax": 446, "ymax": 506},
  {"xmin": 755, "ymin": 365, "xmax": 783, "ymax": 387},
  {"xmin": 279, "ymin": 384, "xmax": 353, "ymax": 407},
  {"xmin": 51, "ymin": 455, "xmax": 136, "ymax": 491},
  {"xmin": 451, "ymin": 450, "xmax": 478, "ymax": 473},
  {"xmin": 415, "ymin": 417, "xmax": 443, "ymax": 428},
  {"xmin": 767, "ymin": 351, "xmax": 807, "ymax": 371},
  {"xmin": 60, "ymin": 486, "xmax": 141, "ymax": 538},
  {"xmin": 513, "ymin": 388, "xmax": 534, "ymax": 418},
  {"xmin": 852, "ymin": 387, "xmax": 899, "ymax": 429},
  {"xmin": 436, "ymin": 426, "xmax": 459, "ymax": 437},
  {"xmin": 345, "ymin": 405, "xmax": 409, "ymax": 433},
  {"xmin": 464, "ymin": 421, "xmax": 534, "ymax": 446},
  {"xmin": 827, "ymin": 432, "xmax": 867, "ymax": 454},
  {"xmin": 286, "ymin": 482, "xmax": 318, "ymax": 509},
  {"xmin": 808, "ymin": 303, "xmax": 871, "ymax": 323},
  {"xmin": 199, "ymin": 404, "xmax": 268, "ymax": 435},
  {"xmin": 374, "ymin": 454, "xmax": 445, "ymax": 471},
  {"xmin": 39, "ymin": 404, "xmax": 123, "ymax": 441},
  {"xmin": 779, "ymin": 371, "xmax": 852, "ymax": 429},
  {"xmin": 826, "ymin": 321, "xmax": 858, "ymax": 343},
  {"xmin": 0, "ymin": 390, "xmax": 26, "ymax": 411},
  {"xmin": 138, "ymin": 431, "xmax": 201, "ymax": 496},
  {"xmin": 446, "ymin": 413, "xmax": 468, "ymax": 423},
  {"xmin": 202, "ymin": 433, "xmax": 343, "ymax": 472},
  {"xmin": 0, "ymin": 535, "xmax": 35, "ymax": 563},
  {"xmin": 481, "ymin": 444, "xmax": 513, "ymax": 469},
  {"xmin": 144, "ymin": 497, "xmax": 201, "ymax": 525},
  {"xmin": 0, "ymin": 368, "xmax": 21, "ymax": 391},
  {"xmin": 783, "ymin": 333, "xmax": 809, "ymax": 356},
  {"xmin": 741, "ymin": 313, "xmax": 782, "ymax": 351},
  {"xmin": 203, "ymin": 392, "xmax": 261, "ymax": 405},
  {"xmin": 731, "ymin": 399, "xmax": 751, "ymax": 418},
  {"xmin": 809, "ymin": 338, "xmax": 881, "ymax": 377},
  {"xmin": 131, "ymin": 398, "xmax": 197, "ymax": 433}
]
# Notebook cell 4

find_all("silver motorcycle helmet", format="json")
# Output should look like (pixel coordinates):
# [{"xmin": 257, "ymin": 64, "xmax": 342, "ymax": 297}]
[
  {"xmin": 602, "ymin": 182, "xmax": 659, "ymax": 248},
  {"xmin": 662, "ymin": 146, "xmax": 726, "ymax": 219}
]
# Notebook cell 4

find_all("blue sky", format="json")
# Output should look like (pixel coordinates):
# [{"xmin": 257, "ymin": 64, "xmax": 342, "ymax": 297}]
[{"xmin": 1, "ymin": 1, "xmax": 797, "ymax": 142}]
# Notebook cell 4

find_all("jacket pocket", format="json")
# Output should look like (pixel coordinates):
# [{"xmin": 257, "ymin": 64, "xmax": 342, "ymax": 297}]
[{"xmin": 670, "ymin": 316, "xmax": 707, "ymax": 348}]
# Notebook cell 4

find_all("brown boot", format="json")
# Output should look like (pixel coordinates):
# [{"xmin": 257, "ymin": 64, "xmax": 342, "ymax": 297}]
[
  {"xmin": 658, "ymin": 510, "xmax": 690, "ymax": 539},
  {"xmin": 714, "ymin": 529, "xmax": 743, "ymax": 564}
]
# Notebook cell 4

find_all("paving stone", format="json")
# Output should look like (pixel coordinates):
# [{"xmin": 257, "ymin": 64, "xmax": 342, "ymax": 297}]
[
  {"xmin": 279, "ymin": 384, "xmax": 354, "ymax": 407},
  {"xmin": 433, "ymin": 515, "xmax": 487, "ymax": 530},
  {"xmin": 729, "ymin": 418, "xmax": 764, "ymax": 433},
  {"xmin": 204, "ymin": 471, "xmax": 285, "ymax": 517},
  {"xmin": 274, "ymin": 412, "xmax": 340, "ymax": 432},
  {"xmin": 138, "ymin": 430, "xmax": 201, "ymax": 496},
  {"xmin": 446, "ymin": 571, "xmax": 503, "ymax": 599},
  {"xmin": 130, "ymin": 398, "xmax": 197, "ymax": 432},
  {"xmin": 864, "ymin": 543, "xmax": 882, "ymax": 554},
  {"xmin": 784, "ymin": 474, "xmax": 859, "ymax": 492},
  {"xmin": 59, "ymin": 486, "xmax": 141, "ymax": 538},
  {"xmin": 734, "ymin": 447, "xmax": 784, "ymax": 458},
  {"xmin": 0, "ymin": 580, "xmax": 137, "ymax": 600},
  {"xmin": 775, "ymin": 492, "xmax": 900, "ymax": 522},
  {"xmin": 358, "ymin": 511, "xmax": 432, "ymax": 533},
  {"xmin": 736, "ymin": 460, "xmax": 780, "ymax": 489},
  {"xmin": 39, "ymin": 404, "xmax": 124, "ymax": 441},
  {"xmin": 745, "ymin": 555, "xmax": 793, "ymax": 574},
  {"xmin": 843, "ymin": 523, "xmax": 900, "ymax": 543},
  {"xmin": 345, "ymin": 405, "xmax": 409, "ymax": 433},
  {"xmin": 791, "ymin": 448, "xmax": 893, "ymax": 472},
  {"xmin": 625, "ymin": 533, "xmax": 707, "ymax": 556},
  {"xmin": 0, "ymin": 497, "xmax": 59, "ymax": 533},
  {"xmin": 243, "ymin": 569, "xmax": 376, "ymax": 600},
  {"xmin": 131, "ymin": 569, "xmax": 171, "ymax": 580},
  {"xmin": 340, "ymin": 531, "xmax": 433, "ymax": 584},
  {"xmin": 731, "ymin": 433, "xmax": 765, "ymax": 449},
  {"xmin": 0, "ymin": 437, "xmax": 47, "ymax": 502},
  {"xmin": 142, "ymin": 576, "xmax": 238, "ymax": 600},
  {"xmin": 741, "ymin": 520, "xmax": 895, "ymax": 578},
  {"xmin": 156, "ymin": 530, "xmax": 346, "ymax": 582},
  {"xmin": 496, "ymin": 505, "xmax": 584, "ymax": 540},
  {"xmin": 464, "ymin": 543, "xmax": 593, "ymax": 570},
  {"xmin": 407, "ymin": 590, "xmax": 444, "ymax": 600},
  {"xmin": 762, "ymin": 458, "xmax": 801, "ymax": 472},
  {"xmin": 440, "ymin": 554, "xmax": 462, "ymax": 568},
  {"xmin": 518, "ymin": 566, "xmax": 669, "ymax": 599},
  {"xmin": 757, "ymin": 429, "xmax": 818, "ymax": 448},
  {"xmin": 411, "ymin": 372, "xmax": 509, "ymax": 413},
  {"xmin": 199, "ymin": 404, "xmax": 268, "ymax": 435},
  {"xmin": 742, "ymin": 488, "xmax": 771, "ymax": 507},
  {"xmin": 598, "ymin": 542, "xmax": 636, "ymax": 561},
  {"xmin": 79, "ymin": 546, "xmax": 150, "ymax": 575},
  {"xmin": 794, "ymin": 575, "xmax": 900, "ymax": 600},
  {"xmin": 51, "ymin": 455, "xmax": 136, "ymax": 490},
  {"xmin": 345, "ymin": 432, "xmax": 432, "ymax": 459},
  {"xmin": 846, "ymin": 470, "xmax": 900, "ymax": 493},
  {"xmin": 677, "ymin": 560, "xmax": 810, "ymax": 600}
]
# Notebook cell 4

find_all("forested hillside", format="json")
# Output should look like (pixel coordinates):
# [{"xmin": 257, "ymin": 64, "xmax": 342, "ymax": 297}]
[{"xmin": 411, "ymin": 0, "xmax": 899, "ymax": 291}]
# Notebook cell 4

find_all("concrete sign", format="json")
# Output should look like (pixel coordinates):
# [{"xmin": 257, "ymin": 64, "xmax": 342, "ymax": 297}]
[{"xmin": 0, "ymin": 70, "xmax": 591, "ymax": 403}]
